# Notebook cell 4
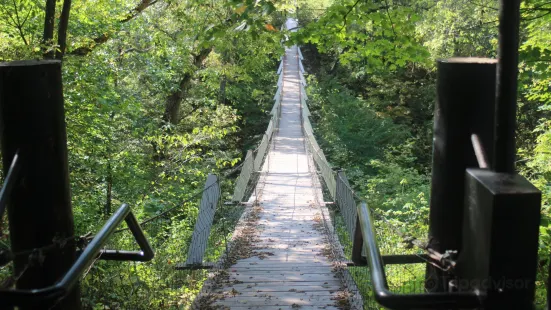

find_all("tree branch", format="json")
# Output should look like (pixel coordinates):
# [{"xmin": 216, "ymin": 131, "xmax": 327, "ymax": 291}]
[
  {"xmin": 120, "ymin": 0, "xmax": 159, "ymax": 22},
  {"xmin": 120, "ymin": 46, "xmax": 154, "ymax": 55},
  {"xmin": 340, "ymin": 3, "xmax": 389, "ymax": 31},
  {"xmin": 340, "ymin": 0, "xmax": 362, "ymax": 31},
  {"xmin": 69, "ymin": 33, "xmax": 110, "ymax": 56},
  {"xmin": 20, "ymin": 7, "xmax": 32, "ymax": 26},
  {"xmin": 466, "ymin": 0, "xmax": 498, "ymax": 11},
  {"xmin": 522, "ymin": 1, "xmax": 551, "ymax": 12},
  {"xmin": 383, "ymin": 0, "xmax": 397, "ymax": 38},
  {"xmin": 68, "ymin": 0, "xmax": 159, "ymax": 56},
  {"xmin": 10, "ymin": 0, "xmax": 29, "ymax": 46},
  {"xmin": 523, "ymin": 58, "xmax": 551, "ymax": 63},
  {"xmin": 522, "ymin": 10, "xmax": 551, "ymax": 22}
]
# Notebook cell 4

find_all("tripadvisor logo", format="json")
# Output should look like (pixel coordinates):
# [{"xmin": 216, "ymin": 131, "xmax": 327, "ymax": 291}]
[
  {"xmin": 448, "ymin": 278, "xmax": 531, "ymax": 291},
  {"xmin": 423, "ymin": 277, "xmax": 532, "ymax": 291}
]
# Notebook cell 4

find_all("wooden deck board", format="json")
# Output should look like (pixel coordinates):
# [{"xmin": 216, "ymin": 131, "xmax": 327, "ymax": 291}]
[{"xmin": 220, "ymin": 282, "xmax": 342, "ymax": 289}]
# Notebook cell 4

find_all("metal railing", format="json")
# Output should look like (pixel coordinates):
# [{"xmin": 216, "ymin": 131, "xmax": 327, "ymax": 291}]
[
  {"xmin": 0, "ymin": 150, "xmax": 245, "ymax": 308},
  {"xmin": 300, "ymin": 70, "xmax": 307, "ymax": 86},
  {"xmin": 232, "ymin": 150, "xmax": 254, "ymax": 202},
  {"xmin": 183, "ymin": 174, "xmax": 221, "ymax": 266},
  {"xmin": 273, "ymin": 85, "xmax": 281, "ymax": 103},
  {"xmin": 230, "ymin": 56, "xmax": 284, "ymax": 202},
  {"xmin": 277, "ymin": 70, "xmax": 284, "ymax": 87},
  {"xmin": 0, "ymin": 203, "xmax": 153, "ymax": 308},
  {"xmin": 271, "ymin": 94, "xmax": 282, "ymax": 131},
  {"xmin": 356, "ymin": 202, "xmax": 484, "ymax": 309},
  {"xmin": 301, "ymin": 84, "xmax": 308, "ymax": 101},
  {"xmin": 302, "ymin": 116, "xmax": 336, "ymax": 198},
  {"xmin": 0, "ymin": 151, "xmax": 21, "ymax": 221},
  {"xmin": 301, "ymin": 96, "xmax": 310, "ymax": 117},
  {"xmin": 253, "ymin": 120, "xmax": 274, "ymax": 171},
  {"xmin": 335, "ymin": 172, "xmax": 358, "ymax": 242}
]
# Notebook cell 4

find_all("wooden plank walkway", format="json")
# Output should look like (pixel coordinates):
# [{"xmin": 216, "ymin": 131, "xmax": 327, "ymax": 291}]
[{"xmin": 206, "ymin": 19, "xmax": 349, "ymax": 310}]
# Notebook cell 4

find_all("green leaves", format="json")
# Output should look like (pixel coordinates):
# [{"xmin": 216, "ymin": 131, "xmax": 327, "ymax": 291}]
[{"xmin": 293, "ymin": 0, "xmax": 430, "ymax": 73}]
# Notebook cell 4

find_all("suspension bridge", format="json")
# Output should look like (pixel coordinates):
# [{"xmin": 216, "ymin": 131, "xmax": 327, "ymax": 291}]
[
  {"xmin": 191, "ymin": 18, "xmax": 357, "ymax": 309},
  {"xmin": 0, "ymin": 3, "xmax": 547, "ymax": 309}
]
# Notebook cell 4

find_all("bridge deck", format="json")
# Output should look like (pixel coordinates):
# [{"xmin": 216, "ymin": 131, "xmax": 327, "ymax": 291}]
[{"xmin": 209, "ymin": 42, "xmax": 345, "ymax": 309}]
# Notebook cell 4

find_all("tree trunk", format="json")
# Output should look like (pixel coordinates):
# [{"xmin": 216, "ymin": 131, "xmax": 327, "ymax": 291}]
[
  {"xmin": 163, "ymin": 74, "xmax": 192, "ymax": 124},
  {"xmin": 163, "ymin": 47, "xmax": 212, "ymax": 124},
  {"xmin": 56, "ymin": 0, "xmax": 72, "ymax": 60},
  {"xmin": 43, "ymin": 0, "xmax": 56, "ymax": 59}
]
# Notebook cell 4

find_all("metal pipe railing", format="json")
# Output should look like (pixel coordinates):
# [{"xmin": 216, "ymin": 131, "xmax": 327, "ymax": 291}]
[
  {"xmin": 471, "ymin": 134, "xmax": 490, "ymax": 169},
  {"xmin": 0, "ymin": 204, "xmax": 154, "ymax": 307},
  {"xmin": 94, "ymin": 207, "xmax": 154, "ymax": 261},
  {"xmin": 0, "ymin": 151, "xmax": 22, "ymax": 222},
  {"xmin": 357, "ymin": 202, "xmax": 485, "ymax": 309}
]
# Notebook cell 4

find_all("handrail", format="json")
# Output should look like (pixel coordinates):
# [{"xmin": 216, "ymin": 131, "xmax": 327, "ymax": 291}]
[
  {"xmin": 273, "ymin": 86, "xmax": 281, "ymax": 102},
  {"xmin": 0, "ymin": 151, "xmax": 22, "ymax": 221},
  {"xmin": 471, "ymin": 134, "xmax": 489, "ymax": 169},
  {"xmin": 0, "ymin": 204, "xmax": 154, "ymax": 307},
  {"xmin": 357, "ymin": 202, "xmax": 485, "ymax": 309},
  {"xmin": 94, "ymin": 205, "xmax": 154, "ymax": 261},
  {"xmin": 299, "ymin": 71, "xmax": 307, "ymax": 86}
]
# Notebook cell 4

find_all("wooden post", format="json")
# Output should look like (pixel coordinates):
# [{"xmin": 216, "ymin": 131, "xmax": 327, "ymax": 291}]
[
  {"xmin": 426, "ymin": 58, "xmax": 497, "ymax": 292},
  {"xmin": 0, "ymin": 60, "xmax": 80, "ymax": 309}
]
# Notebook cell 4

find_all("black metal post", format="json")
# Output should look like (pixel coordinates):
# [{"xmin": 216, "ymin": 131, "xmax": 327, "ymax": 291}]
[
  {"xmin": 351, "ymin": 215, "xmax": 365, "ymax": 265},
  {"xmin": 0, "ymin": 60, "xmax": 80, "ymax": 309},
  {"xmin": 459, "ymin": 169, "xmax": 540, "ymax": 309},
  {"xmin": 494, "ymin": 0, "xmax": 521, "ymax": 173},
  {"xmin": 427, "ymin": 58, "xmax": 497, "ymax": 292}
]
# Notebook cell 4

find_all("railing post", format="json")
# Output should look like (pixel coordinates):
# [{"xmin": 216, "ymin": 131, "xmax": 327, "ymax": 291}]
[
  {"xmin": 426, "ymin": 58, "xmax": 497, "ymax": 292},
  {"xmin": 459, "ymin": 169, "xmax": 540, "ymax": 309},
  {"xmin": 0, "ymin": 61, "xmax": 80, "ymax": 309}
]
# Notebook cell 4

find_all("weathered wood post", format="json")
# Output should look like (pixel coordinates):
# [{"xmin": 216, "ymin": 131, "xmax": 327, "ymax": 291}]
[
  {"xmin": 0, "ymin": 60, "xmax": 80, "ymax": 309},
  {"xmin": 426, "ymin": 58, "xmax": 497, "ymax": 292}
]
